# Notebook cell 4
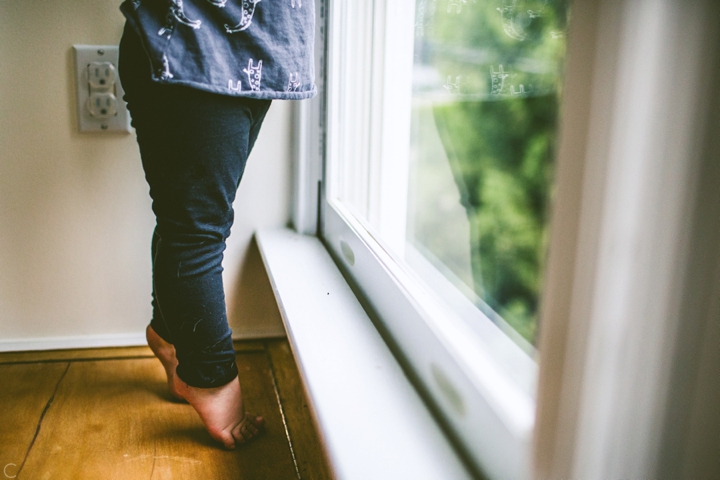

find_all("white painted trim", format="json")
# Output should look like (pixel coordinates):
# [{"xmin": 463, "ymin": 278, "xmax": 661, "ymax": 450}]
[
  {"xmin": 374, "ymin": 0, "xmax": 414, "ymax": 255},
  {"xmin": 256, "ymin": 228, "xmax": 472, "ymax": 480},
  {"xmin": 0, "ymin": 331, "xmax": 285, "ymax": 353},
  {"xmin": 320, "ymin": 1, "xmax": 535, "ymax": 476},
  {"xmin": 0, "ymin": 332, "xmax": 147, "ymax": 353},
  {"xmin": 323, "ymin": 200, "xmax": 532, "ymax": 479},
  {"xmin": 291, "ymin": 0, "xmax": 326, "ymax": 235}
]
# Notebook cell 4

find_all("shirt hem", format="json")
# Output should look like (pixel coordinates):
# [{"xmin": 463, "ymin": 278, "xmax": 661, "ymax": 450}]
[{"xmin": 152, "ymin": 77, "xmax": 318, "ymax": 100}]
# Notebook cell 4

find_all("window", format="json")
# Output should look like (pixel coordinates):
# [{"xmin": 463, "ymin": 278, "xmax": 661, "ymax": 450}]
[
  {"xmin": 317, "ymin": 0, "xmax": 569, "ymax": 477},
  {"xmin": 292, "ymin": 0, "xmax": 720, "ymax": 477}
]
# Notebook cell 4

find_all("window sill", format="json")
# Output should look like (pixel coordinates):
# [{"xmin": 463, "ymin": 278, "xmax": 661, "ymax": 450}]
[{"xmin": 255, "ymin": 228, "xmax": 472, "ymax": 480}]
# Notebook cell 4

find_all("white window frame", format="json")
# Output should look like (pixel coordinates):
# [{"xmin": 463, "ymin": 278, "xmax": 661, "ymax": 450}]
[
  {"xmin": 317, "ymin": 1, "xmax": 537, "ymax": 478},
  {"xmin": 291, "ymin": 0, "xmax": 720, "ymax": 478}
]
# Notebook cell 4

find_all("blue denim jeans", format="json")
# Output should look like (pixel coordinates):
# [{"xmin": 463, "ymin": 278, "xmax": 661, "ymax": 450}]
[{"xmin": 119, "ymin": 24, "xmax": 272, "ymax": 388}]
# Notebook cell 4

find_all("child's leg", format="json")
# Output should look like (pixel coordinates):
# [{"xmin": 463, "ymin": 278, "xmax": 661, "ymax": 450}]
[{"xmin": 119, "ymin": 24, "xmax": 269, "ymax": 448}]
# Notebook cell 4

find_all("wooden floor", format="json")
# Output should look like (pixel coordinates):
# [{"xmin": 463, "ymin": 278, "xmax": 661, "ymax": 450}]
[{"xmin": 0, "ymin": 340, "xmax": 334, "ymax": 480}]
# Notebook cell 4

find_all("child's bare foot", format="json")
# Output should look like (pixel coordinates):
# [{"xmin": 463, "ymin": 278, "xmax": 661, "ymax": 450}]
[
  {"xmin": 146, "ymin": 325, "xmax": 184, "ymax": 400},
  {"xmin": 173, "ymin": 374, "xmax": 264, "ymax": 449}
]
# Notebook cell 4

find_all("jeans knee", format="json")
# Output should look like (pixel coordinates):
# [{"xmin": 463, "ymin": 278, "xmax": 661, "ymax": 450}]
[{"xmin": 154, "ymin": 227, "xmax": 228, "ymax": 278}]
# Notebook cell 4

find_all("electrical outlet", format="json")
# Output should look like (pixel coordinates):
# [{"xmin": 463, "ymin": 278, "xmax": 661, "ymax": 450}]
[
  {"xmin": 88, "ymin": 92, "xmax": 118, "ymax": 119},
  {"xmin": 73, "ymin": 45, "xmax": 131, "ymax": 133},
  {"xmin": 87, "ymin": 61, "xmax": 117, "ymax": 90}
]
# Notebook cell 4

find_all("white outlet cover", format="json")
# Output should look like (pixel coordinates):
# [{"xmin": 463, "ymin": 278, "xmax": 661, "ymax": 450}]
[{"xmin": 73, "ymin": 45, "xmax": 131, "ymax": 133}]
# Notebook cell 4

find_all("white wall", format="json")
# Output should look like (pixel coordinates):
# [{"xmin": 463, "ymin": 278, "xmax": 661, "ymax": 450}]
[{"xmin": 0, "ymin": 0, "xmax": 287, "ymax": 350}]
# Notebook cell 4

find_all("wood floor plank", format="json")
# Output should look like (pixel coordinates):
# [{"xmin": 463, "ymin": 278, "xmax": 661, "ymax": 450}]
[
  {"xmin": 19, "ymin": 358, "xmax": 170, "ymax": 480},
  {"xmin": 0, "ymin": 363, "xmax": 68, "ymax": 479},
  {"xmin": 18, "ymin": 353, "xmax": 298, "ymax": 479},
  {"xmin": 266, "ymin": 339, "xmax": 335, "ymax": 480},
  {"xmin": 228, "ymin": 351, "xmax": 301, "ymax": 480},
  {"xmin": 136, "ymin": 352, "xmax": 299, "ymax": 480}
]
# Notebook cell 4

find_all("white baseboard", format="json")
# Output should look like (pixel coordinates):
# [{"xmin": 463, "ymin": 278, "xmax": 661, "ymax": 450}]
[
  {"xmin": 0, "ymin": 330, "xmax": 287, "ymax": 353},
  {"xmin": 0, "ymin": 332, "xmax": 148, "ymax": 353}
]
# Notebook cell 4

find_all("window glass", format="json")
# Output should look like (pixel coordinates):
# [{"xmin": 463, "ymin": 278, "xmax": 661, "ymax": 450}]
[
  {"xmin": 322, "ymin": 2, "xmax": 570, "ymax": 474},
  {"xmin": 328, "ymin": 0, "xmax": 569, "ymax": 348},
  {"xmin": 407, "ymin": 0, "xmax": 568, "ymax": 345}
]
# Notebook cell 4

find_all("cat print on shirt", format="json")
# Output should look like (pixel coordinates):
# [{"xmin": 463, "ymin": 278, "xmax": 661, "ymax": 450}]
[
  {"xmin": 228, "ymin": 79, "xmax": 242, "ymax": 92},
  {"xmin": 158, "ymin": 53, "xmax": 174, "ymax": 80},
  {"xmin": 243, "ymin": 59, "xmax": 263, "ymax": 91},
  {"xmin": 158, "ymin": 0, "xmax": 202, "ymax": 36},
  {"xmin": 291, "ymin": 0, "xmax": 302, "ymax": 8},
  {"xmin": 286, "ymin": 72, "xmax": 301, "ymax": 92},
  {"xmin": 224, "ymin": 0, "xmax": 261, "ymax": 33}
]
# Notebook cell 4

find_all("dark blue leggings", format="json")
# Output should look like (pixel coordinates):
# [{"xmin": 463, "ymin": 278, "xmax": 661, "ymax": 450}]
[{"xmin": 119, "ymin": 24, "xmax": 271, "ymax": 388}]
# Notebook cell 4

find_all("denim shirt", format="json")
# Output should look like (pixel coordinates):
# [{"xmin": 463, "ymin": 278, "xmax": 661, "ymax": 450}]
[{"xmin": 120, "ymin": 0, "xmax": 316, "ymax": 100}]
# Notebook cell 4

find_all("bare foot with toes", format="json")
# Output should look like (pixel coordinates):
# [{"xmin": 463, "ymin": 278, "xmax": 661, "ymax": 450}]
[
  {"xmin": 146, "ymin": 325, "xmax": 184, "ymax": 401},
  {"xmin": 173, "ymin": 374, "xmax": 264, "ymax": 449},
  {"xmin": 147, "ymin": 325, "xmax": 263, "ymax": 447}
]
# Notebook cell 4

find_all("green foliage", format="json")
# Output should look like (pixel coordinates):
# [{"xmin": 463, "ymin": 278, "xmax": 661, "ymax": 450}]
[{"xmin": 410, "ymin": 0, "xmax": 568, "ymax": 345}]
